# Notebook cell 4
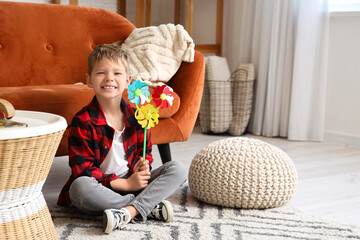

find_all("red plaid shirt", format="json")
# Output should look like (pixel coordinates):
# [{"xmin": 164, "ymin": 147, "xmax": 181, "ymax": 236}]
[{"xmin": 57, "ymin": 96, "xmax": 153, "ymax": 206}]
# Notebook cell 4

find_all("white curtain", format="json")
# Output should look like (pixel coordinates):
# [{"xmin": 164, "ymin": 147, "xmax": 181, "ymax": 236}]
[{"xmin": 223, "ymin": 0, "xmax": 329, "ymax": 141}]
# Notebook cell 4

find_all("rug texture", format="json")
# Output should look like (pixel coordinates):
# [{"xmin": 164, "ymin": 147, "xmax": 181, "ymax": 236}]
[{"xmin": 49, "ymin": 184, "xmax": 360, "ymax": 240}]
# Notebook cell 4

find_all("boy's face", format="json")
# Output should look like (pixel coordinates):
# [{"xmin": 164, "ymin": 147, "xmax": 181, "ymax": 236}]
[{"xmin": 86, "ymin": 58, "xmax": 131, "ymax": 101}]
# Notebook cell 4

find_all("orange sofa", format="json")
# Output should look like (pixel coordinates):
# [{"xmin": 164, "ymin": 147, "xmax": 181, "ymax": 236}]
[{"xmin": 0, "ymin": 2, "xmax": 205, "ymax": 162}]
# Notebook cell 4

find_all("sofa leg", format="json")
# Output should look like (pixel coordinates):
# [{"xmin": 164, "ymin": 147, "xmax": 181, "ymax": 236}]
[{"xmin": 157, "ymin": 143, "xmax": 172, "ymax": 164}]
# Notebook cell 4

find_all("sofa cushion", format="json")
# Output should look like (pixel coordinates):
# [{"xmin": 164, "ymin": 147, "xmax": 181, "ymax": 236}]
[
  {"xmin": 0, "ymin": 85, "xmax": 93, "ymax": 123},
  {"xmin": 0, "ymin": 84, "xmax": 180, "ymax": 121},
  {"xmin": 0, "ymin": 84, "xmax": 94, "ymax": 156},
  {"xmin": 0, "ymin": 84, "xmax": 180, "ymax": 155}
]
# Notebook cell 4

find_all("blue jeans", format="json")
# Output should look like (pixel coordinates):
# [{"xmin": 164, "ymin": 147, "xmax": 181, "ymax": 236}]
[{"xmin": 68, "ymin": 161, "xmax": 187, "ymax": 220}]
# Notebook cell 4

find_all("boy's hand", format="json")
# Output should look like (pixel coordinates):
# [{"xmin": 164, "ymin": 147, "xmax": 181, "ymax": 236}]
[
  {"xmin": 118, "ymin": 157, "xmax": 150, "ymax": 191},
  {"xmin": 126, "ymin": 168, "xmax": 151, "ymax": 191},
  {"xmin": 134, "ymin": 158, "xmax": 150, "ymax": 173}
]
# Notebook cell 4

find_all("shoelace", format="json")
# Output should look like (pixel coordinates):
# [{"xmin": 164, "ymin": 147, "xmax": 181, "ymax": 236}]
[
  {"xmin": 114, "ymin": 211, "xmax": 128, "ymax": 230},
  {"xmin": 149, "ymin": 204, "xmax": 162, "ymax": 219}
]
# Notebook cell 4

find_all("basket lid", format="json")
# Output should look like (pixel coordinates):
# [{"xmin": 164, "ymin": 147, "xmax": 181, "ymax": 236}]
[{"xmin": 0, "ymin": 110, "xmax": 67, "ymax": 140}]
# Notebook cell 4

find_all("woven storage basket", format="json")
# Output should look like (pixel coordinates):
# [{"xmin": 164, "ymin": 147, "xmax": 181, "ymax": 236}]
[
  {"xmin": 200, "ymin": 56, "xmax": 232, "ymax": 134},
  {"xmin": 207, "ymin": 80, "xmax": 233, "ymax": 133},
  {"xmin": 0, "ymin": 130, "xmax": 64, "ymax": 240},
  {"xmin": 228, "ymin": 64, "xmax": 255, "ymax": 136},
  {"xmin": 200, "ymin": 64, "xmax": 255, "ymax": 135},
  {"xmin": 188, "ymin": 137, "xmax": 298, "ymax": 209}
]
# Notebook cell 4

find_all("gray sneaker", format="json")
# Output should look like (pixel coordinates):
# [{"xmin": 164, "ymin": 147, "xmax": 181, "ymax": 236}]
[
  {"xmin": 103, "ymin": 208, "xmax": 130, "ymax": 234},
  {"xmin": 148, "ymin": 200, "xmax": 173, "ymax": 223}
]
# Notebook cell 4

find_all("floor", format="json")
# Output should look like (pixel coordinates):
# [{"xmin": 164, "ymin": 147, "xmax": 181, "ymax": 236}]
[{"xmin": 43, "ymin": 125, "xmax": 360, "ymax": 226}]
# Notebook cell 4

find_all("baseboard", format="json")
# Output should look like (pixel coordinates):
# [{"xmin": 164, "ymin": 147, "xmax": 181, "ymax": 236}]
[{"xmin": 324, "ymin": 131, "xmax": 360, "ymax": 147}]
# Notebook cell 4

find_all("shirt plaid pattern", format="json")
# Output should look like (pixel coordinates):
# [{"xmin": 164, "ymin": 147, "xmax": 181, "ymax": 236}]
[{"xmin": 57, "ymin": 96, "xmax": 153, "ymax": 206}]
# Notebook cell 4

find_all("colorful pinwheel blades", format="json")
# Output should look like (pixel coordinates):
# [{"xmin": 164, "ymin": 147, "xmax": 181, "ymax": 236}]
[
  {"xmin": 127, "ymin": 80, "xmax": 150, "ymax": 105},
  {"xmin": 127, "ymin": 80, "xmax": 175, "ymax": 161},
  {"xmin": 153, "ymin": 85, "xmax": 174, "ymax": 109},
  {"xmin": 135, "ymin": 104, "xmax": 159, "ymax": 129}
]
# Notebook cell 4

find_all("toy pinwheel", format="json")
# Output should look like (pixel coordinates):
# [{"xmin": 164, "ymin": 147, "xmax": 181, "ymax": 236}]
[
  {"xmin": 127, "ymin": 80, "xmax": 175, "ymax": 161},
  {"xmin": 127, "ymin": 80, "xmax": 150, "ymax": 105},
  {"xmin": 152, "ymin": 85, "xmax": 174, "ymax": 109}
]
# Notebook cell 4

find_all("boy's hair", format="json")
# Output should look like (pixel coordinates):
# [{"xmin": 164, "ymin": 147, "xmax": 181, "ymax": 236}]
[{"xmin": 87, "ymin": 43, "xmax": 129, "ymax": 75}]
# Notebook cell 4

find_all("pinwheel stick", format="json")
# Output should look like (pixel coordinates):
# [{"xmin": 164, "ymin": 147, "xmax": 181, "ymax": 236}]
[{"xmin": 143, "ymin": 125, "xmax": 147, "ymax": 161}]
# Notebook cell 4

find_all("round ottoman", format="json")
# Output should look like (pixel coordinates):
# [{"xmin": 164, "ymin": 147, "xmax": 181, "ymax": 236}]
[{"xmin": 188, "ymin": 137, "xmax": 298, "ymax": 208}]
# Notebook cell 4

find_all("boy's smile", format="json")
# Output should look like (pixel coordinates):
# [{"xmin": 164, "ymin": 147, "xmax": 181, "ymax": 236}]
[
  {"xmin": 87, "ymin": 58, "xmax": 131, "ymax": 101},
  {"xmin": 103, "ymin": 85, "xmax": 117, "ymax": 90}
]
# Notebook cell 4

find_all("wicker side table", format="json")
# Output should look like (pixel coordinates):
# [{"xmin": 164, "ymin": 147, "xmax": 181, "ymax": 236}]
[{"xmin": 0, "ymin": 111, "xmax": 67, "ymax": 240}]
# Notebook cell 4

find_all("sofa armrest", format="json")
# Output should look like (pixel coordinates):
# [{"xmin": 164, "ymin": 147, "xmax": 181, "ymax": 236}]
[{"xmin": 166, "ymin": 51, "xmax": 205, "ymax": 141}]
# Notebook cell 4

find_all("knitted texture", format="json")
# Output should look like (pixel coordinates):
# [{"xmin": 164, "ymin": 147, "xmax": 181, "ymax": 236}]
[
  {"xmin": 188, "ymin": 137, "xmax": 298, "ymax": 209},
  {"xmin": 121, "ymin": 23, "xmax": 195, "ymax": 87}
]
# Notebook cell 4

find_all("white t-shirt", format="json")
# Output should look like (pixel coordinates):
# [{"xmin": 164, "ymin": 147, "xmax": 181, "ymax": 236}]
[{"xmin": 100, "ymin": 123, "xmax": 129, "ymax": 178}]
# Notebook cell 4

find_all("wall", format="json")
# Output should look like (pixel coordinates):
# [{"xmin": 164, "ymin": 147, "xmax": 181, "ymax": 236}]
[
  {"xmin": 124, "ymin": 0, "xmax": 218, "ymax": 44},
  {"xmin": 4, "ymin": 0, "xmax": 217, "ymax": 43},
  {"xmin": 2, "ymin": 0, "xmax": 360, "ymax": 145},
  {"xmin": 325, "ymin": 12, "xmax": 360, "ymax": 146}
]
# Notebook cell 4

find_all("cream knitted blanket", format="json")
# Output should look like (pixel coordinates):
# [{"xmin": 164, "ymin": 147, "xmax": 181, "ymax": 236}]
[{"xmin": 121, "ymin": 23, "xmax": 195, "ymax": 87}]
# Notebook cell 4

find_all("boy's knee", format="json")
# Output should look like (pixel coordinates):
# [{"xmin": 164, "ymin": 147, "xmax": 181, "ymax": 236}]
[
  {"xmin": 69, "ymin": 176, "xmax": 96, "ymax": 202},
  {"xmin": 165, "ymin": 161, "xmax": 188, "ymax": 181}
]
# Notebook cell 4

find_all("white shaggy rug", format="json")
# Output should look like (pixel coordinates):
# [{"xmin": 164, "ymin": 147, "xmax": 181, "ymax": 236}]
[{"xmin": 49, "ymin": 184, "xmax": 360, "ymax": 240}]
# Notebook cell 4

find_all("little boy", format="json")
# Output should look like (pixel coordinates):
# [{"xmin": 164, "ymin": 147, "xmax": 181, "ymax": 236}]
[{"xmin": 57, "ymin": 43, "xmax": 187, "ymax": 234}]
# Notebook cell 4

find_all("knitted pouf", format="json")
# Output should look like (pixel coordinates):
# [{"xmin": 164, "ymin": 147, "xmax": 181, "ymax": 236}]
[{"xmin": 188, "ymin": 137, "xmax": 298, "ymax": 209}]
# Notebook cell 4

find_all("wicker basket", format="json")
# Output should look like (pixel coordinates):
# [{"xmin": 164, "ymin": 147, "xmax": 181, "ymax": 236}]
[
  {"xmin": 200, "ymin": 63, "xmax": 255, "ymax": 135},
  {"xmin": 228, "ymin": 64, "xmax": 255, "ymax": 136},
  {"xmin": 0, "ymin": 130, "xmax": 64, "ymax": 240}
]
